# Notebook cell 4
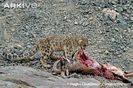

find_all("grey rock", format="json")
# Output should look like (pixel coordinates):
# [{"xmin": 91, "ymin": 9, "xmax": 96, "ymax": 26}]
[
  {"xmin": 0, "ymin": 66, "xmax": 128, "ymax": 88},
  {"xmin": 116, "ymin": 14, "xmax": 127, "ymax": 27},
  {"xmin": 32, "ymin": 51, "xmax": 42, "ymax": 59},
  {"xmin": 0, "ymin": 66, "xmax": 100, "ymax": 88},
  {"xmin": 130, "ymin": 17, "xmax": 133, "ymax": 21},
  {"xmin": 0, "ymin": 80, "xmax": 23, "ymax": 88}
]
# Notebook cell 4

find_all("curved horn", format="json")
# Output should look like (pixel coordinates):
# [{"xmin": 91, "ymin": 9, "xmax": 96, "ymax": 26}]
[{"xmin": 52, "ymin": 60, "xmax": 62, "ymax": 73}]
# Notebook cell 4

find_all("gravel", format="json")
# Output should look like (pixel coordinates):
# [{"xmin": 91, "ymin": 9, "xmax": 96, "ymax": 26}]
[{"xmin": 0, "ymin": 0, "xmax": 133, "ymax": 87}]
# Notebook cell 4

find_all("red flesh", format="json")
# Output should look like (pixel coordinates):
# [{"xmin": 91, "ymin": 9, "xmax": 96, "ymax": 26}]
[{"xmin": 75, "ymin": 49, "xmax": 120, "ymax": 80}]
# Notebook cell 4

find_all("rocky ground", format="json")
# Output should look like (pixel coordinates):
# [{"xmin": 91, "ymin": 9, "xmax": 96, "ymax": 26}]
[
  {"xmin": 0, "ymin": 0, "xmax": 133, "ymax": 88},
  {"xmin": 0, "ymin": 66, "xmax": 130, "ymax": 88}
]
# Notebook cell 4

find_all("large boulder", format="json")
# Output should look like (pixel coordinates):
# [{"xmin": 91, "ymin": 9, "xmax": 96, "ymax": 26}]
[{"xmin": 0, "ymin": 66, "xmax": 100, "ymax": 88}]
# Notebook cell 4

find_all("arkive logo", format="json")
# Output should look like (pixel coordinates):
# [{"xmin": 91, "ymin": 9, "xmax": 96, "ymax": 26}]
[{"xmin": 2, "ymin": 2, "xmax": 39, "ymax": 9}]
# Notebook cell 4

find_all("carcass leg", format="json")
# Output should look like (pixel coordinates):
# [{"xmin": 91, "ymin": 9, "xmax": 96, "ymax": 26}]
[{"xmin": 124, "ymin": 71, "xmax": 133, "ymax": 77}]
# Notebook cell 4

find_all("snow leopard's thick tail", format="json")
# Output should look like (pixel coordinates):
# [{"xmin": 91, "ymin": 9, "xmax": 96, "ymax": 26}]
[{"xmin": 0, "ymin": 45, "xmax": 38, "ymax": 62}]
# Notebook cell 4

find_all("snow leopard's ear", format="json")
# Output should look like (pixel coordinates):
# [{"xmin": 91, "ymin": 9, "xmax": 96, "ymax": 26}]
[
  {"xmin": 78, "ymin": 36, "xmax": 88, "ymax": 47},
  {"xmin": 78, "ymin": 39, "xmax": 83, "ymax": 45}
]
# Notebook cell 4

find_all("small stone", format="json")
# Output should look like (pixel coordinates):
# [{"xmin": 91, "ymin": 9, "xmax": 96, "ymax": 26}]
[
  {"xmin": 37, "ymin": 0, "xmax": 42, "ymax": 1},
  {"xmin": 4, "ymin": 30, "xmax": 12, "ymax": 42},
  {"xmin": 33, "ymin": 52, "xmax": 42, "ymax": 59},
  {"xmin": 74, "ymin": 21, "xmax": 78, "ymax": 25},
  {"xmin": 102, "ymin": 8, "xmax": 119, "ymax": 20},
  {"xmin": 111, "ymin": 38, "xmax": 115, "ymax": 42},
  {"xmin": 130, "ymin": 17, "xmax": 133, "ymax": 21},
  {"xmin": 15, "ymin": 50, "xmax": 23, "ymax": 55},
  {"xmin": 105, "ymin": 50, "xmax": 109, "ymax": 54},
  {"xmin": 111, "ymin": 0, "xmax": 117, "ymax": 4},
  {"xmin": 82, "ymin": 21, "xmax": 89, "ymax": 27},
  {"xmin": 127, "ymin": 28, "xmax": 131, "ymax": 32},
  {"xmin": 25, "ymin": 25, "xmax": 29, "ymax": 29},
  {"xmin": 127, "ymin": 9, "xmax": 131, "ymax": 14},
  {"xmin": 89, "ymin": 17, "xmax": 93, "ymax": 20},
  {"xmin": 116, "ymin": 14, "xmax": 127, "ymax": 26},
  {"xmin": 117, "ymin": 7, "xmax": 123, "ymax": 12},
  {"xmin": 14, "ymin": 44, "xmax": 23, "ymax": 48},
  {"xmin": 115, "ymin": 27, "xmax": 119, "ymax": 31},
  {"xmin": 99, "ymin": 30, "xmax": 103, "ymax": 34},
  {"xmin": 118, "ymin": 55, "xmax": 121, "ymax": 57},
  {"xmin": 11, "ymin": 29, "xmax": 15, "ymax": 32}
]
